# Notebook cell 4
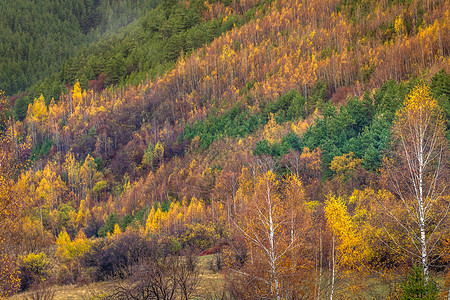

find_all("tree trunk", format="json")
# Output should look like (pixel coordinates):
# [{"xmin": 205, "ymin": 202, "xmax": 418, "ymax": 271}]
[
  {"xmin": 418, "ymin": 117, "xmax": 429, "ymax": 280},
  {"xmin": 447, "ymin": 282, "xmax": 450, "ymax": 300},
  {"xmin": 317, "ymin": 229, "xmax": 323, "ymax": 300},
  {"xmin": 330, "ymin": 233, "xmax": 335, "ymax": 300},
  {"xmin": 267, "ymin": 184, "xmax": 280, "ymax": 300}
]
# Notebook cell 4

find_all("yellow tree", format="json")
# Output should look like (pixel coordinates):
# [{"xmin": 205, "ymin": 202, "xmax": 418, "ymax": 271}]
[
  {"xmin": 76, "ymin": 199, "xmax": 92, "ymax": 229},
  {"xmin": 153, "ymin": 141, "xmax": 164, "ymax": 166},
  {"xmin": 382, "ymin": 83, "xmax": 449, "ymax": 279},
  {"xmin": 70, "ymin": 81, "xmax": 83, "ymax": 115},
  {"xmin": 329, "ymin": 152, "xmax": 363, "ymax": 182},
  {"xmin": 26, "ymin": 94, "xmax": 48, "ymax": 144},
  {"xmin": 324, "ymin": 194, "xmax": 369, "ymax": 299},
  {"xmin": 56, "ymin": 228, "xmax": 91, "ymax": 277}
]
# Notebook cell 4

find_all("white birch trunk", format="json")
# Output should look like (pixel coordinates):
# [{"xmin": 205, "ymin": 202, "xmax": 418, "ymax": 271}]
[
  {"xmin": 417, "ymin": 110, "xmax": 429, "ymax": 280},
  {"xmin": 267, "ymin": 181, "xmax": 280, "ymax": 300},
  {"xmin": 317, "ymin": 229, "xmax": 322, "ymax": 300},
  {"xmin": 330, "ymin": 233, "xmax": 335, "ymax": 300}
]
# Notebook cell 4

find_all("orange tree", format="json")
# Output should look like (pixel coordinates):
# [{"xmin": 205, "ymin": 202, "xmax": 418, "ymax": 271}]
[{"xmin": 230, "ymin": 170, "xmax": 314, "ymax": 299}]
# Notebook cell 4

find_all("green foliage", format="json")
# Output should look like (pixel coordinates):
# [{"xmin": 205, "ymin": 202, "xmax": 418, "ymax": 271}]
[
  {"xmin": 431, "ymin": 69, "xmax": 450, "ymax": 131},
  {"xmin": 161, "ymin": 199, "xmax": 171, "ymax": 213},
  {"xmin": 13, "ymin": 97, "xmax": 29, "ymax": 121},
  {"xmin": 301, "ymin": 80, "xmax": 415, "ymax": 173},
  {"xmin": 182, "ymin": 103, "xmax": 264, "ymax": 149},
  {"xmin": 10, "ymin": 0, "xmax": 262, "ymax": 114},
  {"xmin": 119, "ymin": 214, "xmax": 134, "ymax": 231},
  {"xmin": 400, "ymin": 265, "xmax": 438, "ymax": 300},
  {"xmin": 98, "ymin": 213, "xmax": 118, "ymax": 237},
  {"xmin": 115, "ymin": 206, "xmax": 150, "ymax": 232},
  {"xmin": 249, "ymin": 80, "xmax": 421, "ymax": 174},
  {"xmin": 254, "ymin": 140, "xmax": 272, "ymax": 156},
  {"xmin": 58, "ymin": 0, "xmax": 248, "ymax": 90},
  {"xmin": 264, "ymin": 90, "xmax": 307, "ymax": 122},
  {"xmin": 30, "ymin": 138, "xmax": 53, "ymax": 160},
  {"xmin": 337, "ymin": 0, "xmax": 374, "ymax": 22},
  {"xmin": 372, "ymin": 79, "xmax": 412, "ymax": 123},
  {"xmin": 308, "ymin": 81, "xmax": 328, "ymax": 112},
  {"xmin": 0, "ymin": 0, "xmax": 162, "ymax": 96},
  {"xmin": 135, "ymin": 206, "xmax": 149, "ymax": 226},
  {"xmin": 170, "ymin": 238, "xmax": 182, "ymax": 253},
  {"xmin": 182, "ymin": 90, "xmax": 307, "ymax": 149},
  {"xmin": 254, "ymin": 132, "xmax": 301, "ymax": 157}
]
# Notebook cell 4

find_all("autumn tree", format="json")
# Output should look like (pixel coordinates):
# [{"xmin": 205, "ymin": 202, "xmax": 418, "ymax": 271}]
[
  {"xmin": 231, "ymin": 170, "xmax": 313, "ymax": 299},
  {"xmin": 55, "ymin": 229, "xmax": 91, "ymax": 280},
  {"xmin": 0, "ymin": 93, "xmax": 22, "ymax": 296},
  {"xmin": 324, "ymin": 194, "xmax": 370, "ymax": 299},
  {"xmin": 382, "ymin": 83, "xmax": 450, "ymax": 279},
  {"xmin": 0, "ymin": 160, "xmax": 21, "ymax": 297}
]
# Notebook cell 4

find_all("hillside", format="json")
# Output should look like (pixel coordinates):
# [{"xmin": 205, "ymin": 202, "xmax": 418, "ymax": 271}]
[
  {"xmin": 0, "ymin": 0, "xmax": 163, "ymax": 96},
  {"xmin": 1, "ymin": 0, "xmax": 450, "ymax": 298}
]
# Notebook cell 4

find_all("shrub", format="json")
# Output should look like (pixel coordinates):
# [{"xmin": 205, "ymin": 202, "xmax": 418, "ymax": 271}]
[
  {"xmin": 104, "ymin": 255, "xmax": 199, "ymax": 300},
  {"xmin": 180, "ymin": 222, "xmax": 220, "ymax": 251},
  {"xmin": 18, "ymin": 252, "xmax": 51, "ymax": 291},
  {"xmin": 81, "ymin": 232, "xmax": 154, "ymax": 280}
]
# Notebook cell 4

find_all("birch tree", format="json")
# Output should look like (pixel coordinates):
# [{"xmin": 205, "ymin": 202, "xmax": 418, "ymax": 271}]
[
  {"xmin": 231, "ymin": 170, "xmax": 313, "ymax": 299},
  {"xmin": 382, "ymin": 83, "xmax": 449, "ymax": 279}
]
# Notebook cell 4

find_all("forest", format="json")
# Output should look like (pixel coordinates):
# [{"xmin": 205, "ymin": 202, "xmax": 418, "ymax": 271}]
[{"xmin": 0, "ymin": 0, "xmax": 450, "ymax": 299}]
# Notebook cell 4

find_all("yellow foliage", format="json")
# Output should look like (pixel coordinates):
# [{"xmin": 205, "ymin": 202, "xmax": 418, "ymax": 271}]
[
  {"xmin": 145, "ymin": 206, "xmax": 157, "ymax": 235},
  {"xmin": 181, "ymin": 222, "xmax": 220, "ymax": 250},
  {"xmin": 76, "ymin": 199, "xmax": 91, "ymax": 228},
  {"xmin": 56, "ymin": 229, "xmax": 91, "ymax": 262},
  {"xmin": 153, "ymin": 141, "xmax": 164, "ymax": 164},
  {"xmin": 300, "ymin": 147, "xmax": 322, "ymax": 173},
  {"xmin": 263, "ymin": 113, "xmax": 284, "ymax": 143},
  {"xmin": 55, "ymin": 229, "xmax": 72, "ymax": 261},
  {"xmin": 112, "ymin": 224, "xmax": 122, "ymax": 237},
  {"xmin": 290, "ymin": 118, "xmax": 309, "ymax": 136},
  {"xmin": 145, "ymin": 200, "xmax": 187, "ymax": 235},
  {"xmin": 394, "ymin": 16, "xmax": 406, "ymax": 36},
  {"xmin": 330, "ymin": 152, "xmax": 362, "ymax": 181},
  {"xmin": 72, "ymin": 81, "xmax": 83, "ymax": 106},
  {"xmin": 28, "ymin": 94, "xmax": 48, "ymax": 123},
  {"xmin": 325, "ymin": 194, "xmax": 369, "ymax": 269},
  {"xmin": 396, "ymin": 83, "xmax": 444, "ymax": 128},
  {"xmin": 71, "ymin": 230, "xmax": 91, "ymax": 258}
]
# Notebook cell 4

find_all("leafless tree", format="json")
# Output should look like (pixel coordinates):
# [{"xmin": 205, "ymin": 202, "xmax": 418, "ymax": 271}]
[{"xmin": 105, "ymin": 254, "xmax": 199, "ymax": 300}]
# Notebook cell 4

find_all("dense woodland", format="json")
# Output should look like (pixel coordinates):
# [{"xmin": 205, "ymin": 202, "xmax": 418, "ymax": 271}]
[
  {"xmin": 0, "ymin": 0, "xmax": 450, "ymax": 299},
  {"xmin": 0, "ymin": 0, "xmax": 162, "ymax": 97}
]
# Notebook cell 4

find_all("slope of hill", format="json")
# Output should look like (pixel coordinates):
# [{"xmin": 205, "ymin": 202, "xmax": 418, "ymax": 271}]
[
  {"xmin": 11, "ymin": 0, "xmax": 264, "ymax": 121},
  {"xmin": 1, "ymin": 0, "xmax": 450, "ymax": 298},
  {"xmin": 0, "ymin": 0, "xmax": 162, "ymax": 96}
]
